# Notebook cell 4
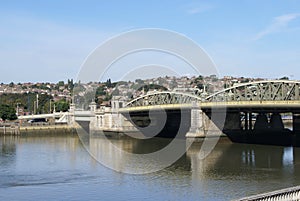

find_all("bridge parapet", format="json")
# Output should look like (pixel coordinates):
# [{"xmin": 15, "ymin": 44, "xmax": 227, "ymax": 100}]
[
  {"xmin": 206, "ymin": 80, "xmax": 300, "ymax": 102},
  {"xmin": 126, "ymin": 91, "xmax": 201, "ymax": 107},
  {"xmin": 124, "ymin": 80, "xmax": 300, "ymax": 109},
  {"xmin": 236, "ymin": 185, "xmax": 300, "ymax": 201}
]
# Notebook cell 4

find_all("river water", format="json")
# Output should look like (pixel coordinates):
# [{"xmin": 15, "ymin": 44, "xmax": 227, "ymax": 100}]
[{"xmin": 1, "ymin": 133, "xmax": 300, "ymax": 201}]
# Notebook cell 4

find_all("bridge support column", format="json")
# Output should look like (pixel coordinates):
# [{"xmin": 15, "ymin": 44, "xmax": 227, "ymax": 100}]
[
  {"xmin": 186, "ymin": 102, "xmax": 205, "ymax": 137},
  {"xmin": 89, "ymin": 101, "xmax": 97, "ymax": 131},
  {"xmin": 249, "ymin": 113, "xmax": 253, "ymax": 130},
  {"xmin": 293, "ymin": 114, "xmax": 300, "ymax": 146},
  {"xmin": 293, "ymin": 114, "xmax": 300, "ymax": 132},
  {"xmin": 223, "ymin": 112, "xmax": 241, "ymax": 130},
  {"xmin": 244, "ymin": 112, "xmax": 249, "ymax": 130},
  {"xmin": 270, "ymin": 113, "xmax": 284, "ymax": 130},
  {"xmin": 68, "ymin": 103, "xmax": 76, "ymax": 126},
  {"xmin": 202, "ymin": 111, "xmax": 224, "ymax": 136},
  {"xmin": 243, "ymin": 112, "xmax": 253, "ymax": 131},
  {"xmin": 186, "ymin": 102, "xmax": 223, "ymax": 138},
  {"xmin": 254, "ymin": 113, "xmax": 269, "ymax": 130}
]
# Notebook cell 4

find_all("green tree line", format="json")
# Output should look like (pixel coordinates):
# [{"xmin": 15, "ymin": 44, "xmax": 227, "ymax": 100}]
[
  {"xmin": 0, "ymin": 104, "xmax": 17, "ymax": 121},
  {"xmin": 0, "ymin": 93, "xmax": 69, "ymax": 114}
]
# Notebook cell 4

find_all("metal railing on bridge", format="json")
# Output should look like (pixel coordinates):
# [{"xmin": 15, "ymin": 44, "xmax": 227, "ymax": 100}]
[
  {"xmin": 123, "ymin": 80, "xmax": 300, "ymax": 111},
  {"xmin": 236, "ymin": 185, "xmax": 300, "ymax": 201},
  {"xmin": 125, "ymin": 80, "xmax": 300, "ymax": 106}
]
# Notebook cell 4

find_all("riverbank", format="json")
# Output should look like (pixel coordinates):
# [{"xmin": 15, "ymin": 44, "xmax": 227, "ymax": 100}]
[
  {"xmin": 0, "ymin": 123, "xmax": 76, "ymax": 135},
  {"xmin": 0, "ymin": 123, "xmax": 20, "ymax": 135},
  {"xmin": 20, "ymin": 124, "xmax": 76, "ymax": 135}
]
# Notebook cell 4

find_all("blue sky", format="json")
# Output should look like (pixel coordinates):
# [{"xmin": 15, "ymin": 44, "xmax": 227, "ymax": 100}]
[{"xmin": 1, "ymin": 0, "xmax": 300, "ymax": 83}]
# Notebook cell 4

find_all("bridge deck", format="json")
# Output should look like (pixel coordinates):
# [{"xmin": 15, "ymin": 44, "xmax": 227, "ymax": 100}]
[
  {"xmin": 120, "ymin": 101, "xmax": 300, "ymax": 113},
  {"xmin": 18, "ymin": 112, "xmax": 66, "ymax": 120}
]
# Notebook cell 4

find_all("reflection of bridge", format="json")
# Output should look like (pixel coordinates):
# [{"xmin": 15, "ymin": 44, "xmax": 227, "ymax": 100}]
[{"xmin": 72, "ymin": 80, "xmax": 300, "ymax": 145}]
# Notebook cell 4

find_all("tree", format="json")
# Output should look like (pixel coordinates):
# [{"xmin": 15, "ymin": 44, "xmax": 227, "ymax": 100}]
[
  {"xmin": 95, "ymin": 86, "xmax": 106, "ymax": 96},
  {"xmin": 241, "ymin": 78, "xmax": 250, "ymax": 83},
  {"xmin": 0, "ymin": 104, "xmax": 17, "ymax": 121},
  {"xmin": 106, "ymin": 79, "xmax": 112, "ymax": 88},
  {"xmin": 279, "ymin": 76, "xmax": 289, "ymax": 80},
  {"xmin": 135, "ymin": 79, "xmax": 144, "ymax": 85},
  {"xmin": 67, "ymin": 79, "xmax": 74, "ymax": 91},
  {"xmin": 54, "ymin": 100, "xmax": 69, "ymax": 112},
  {"xmin": 57, "ymin": 81, "xmax": 65, "ymax": 87},
  {"xmin": 196, "ymin": 75, "xmax": 203, "ymax": 81},
  {"xmin": 0, "ymin": 93, "xmax": 52, "ymax": 114},
  {"xmin": 9, "ymin": 82, "xmax": 14, "ymax": 87},
  {"xmin": 137, "ymin": 84, "xmax": 168, "ymax": 92},
  {"xmin": 197, "ymin": 83, "xmax": 204, "ymax": 90}
]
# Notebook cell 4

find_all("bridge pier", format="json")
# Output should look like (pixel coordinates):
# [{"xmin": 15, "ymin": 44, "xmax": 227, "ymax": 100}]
[
  {"xmin": 270, "ymin": 113, "xmax": 284, "ymax": 130},
  {"xmin": 223, "ymin": 112, "xmax": 241, "ymax": 130},
  {"xmin": 186, "ymin": 103, "xmax": 205, "ymax": 138},
  {"xmin": 249, "ymin": 113, "xmax": 285, "ymax": 131},
  {"xmin": 293, "ymin": 114, "xmax": 300, "ymax": 132},
  {"xmin": 68, "ymin": 103, "xmax": 76, "ymax": 126},
  {"xmin": 186, "ymin": 102, "xmax": 223, "ymax": 138},
  {"xmin": 249, "ymin": 113, "xmax": 253, "ymax": 130},
  {"xmin": 244, "ymin": 112, "xmax": 248, "ymax": 131},
  {"xmin": 243, "ymin": 112, "xmax": 254, "ymax": 131},
  {"xmin": 254, "ymin": 113, "xmax": 269, "ymax": 130},
  {"xmin": 293, "ymin": 114, "xmax": 300, "ymax": 146},
  {"xmin": 89, "ymin": 98, "xmax": 138, "ymax": 134}
]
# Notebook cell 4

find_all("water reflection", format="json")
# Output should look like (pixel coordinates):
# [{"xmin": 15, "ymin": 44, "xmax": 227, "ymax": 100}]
[
  {"xmin": 87, "ymin": 135, "xmax": 300, "ymax": 199},
  {"xmin": 186, "ymin": 138, "xmax": 300, "ymax": 198},
  {"xmin": 1, "ymin": 134, "xmax": 300, "ymax": 200},
  {"xmin": 0, "ymin": 136, "xmax": 17, "ymax": 169},
  {"xmin": 87, "ymin": 135, "xmax": 300, "ymax": 179},
  {"xmin": 88, "ymin": 135, "xmax": 188, "ymax": 174},
  {"xmin": 0, "ymin": 134, "xmax": 84, "ymax": 189}
]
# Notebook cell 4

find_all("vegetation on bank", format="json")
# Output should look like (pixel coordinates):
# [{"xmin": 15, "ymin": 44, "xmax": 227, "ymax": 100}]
[
  {"xmin": 0, "ymin": 93, "xmax": 70, "ymax": 115},
  {"xmin": 0, "ymin": 104, "xmax": 17, "ymax": 121}
]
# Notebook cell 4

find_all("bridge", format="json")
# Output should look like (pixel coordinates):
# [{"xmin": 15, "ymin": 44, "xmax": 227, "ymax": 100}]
[
  {"xmin": 123, "ymin": 80, "xmax": 300, "ymax": 110},
  {"xmin": 15, "ymin": 80, "xmax": 300, "ymax": 145},
  {"xmin": 236, "ymin": 185, "xmax": 300, "ymax": 201},
  {"xmin": 18, "ymin": 112, "xmax": 69, "ymax": 123},
  {"xmin": 117, "ymin": 80, "xmax": 300, "ymax": 145}
]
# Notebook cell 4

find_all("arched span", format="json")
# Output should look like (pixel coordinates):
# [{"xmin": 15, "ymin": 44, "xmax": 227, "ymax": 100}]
[
  {"xmin": 205, "ymin": 80, "xmax": 300, "ymax": 102},
  {"xmin": 126, "ymin": 91, "xmax": 201, "ymax": 107}
]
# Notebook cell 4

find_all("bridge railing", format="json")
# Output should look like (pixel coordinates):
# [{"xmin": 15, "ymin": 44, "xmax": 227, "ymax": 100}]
[{"xmin": 235, "ymin": 185, "xmax": 300, "ymax": 201}]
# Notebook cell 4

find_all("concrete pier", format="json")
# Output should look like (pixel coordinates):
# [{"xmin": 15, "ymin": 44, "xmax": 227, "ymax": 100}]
[
  {"xmin": 254, "ymin": 113, "xmax": 269, "ymax": 130},
  {"xmin": 186, "ymin": 102, "xmax": 224, "ymax": 138},
  {"xmin": 269, "ymin": 113, "xmax": 284, "ymax": 130},
  {"xmin": 186, "ymin": 102, "xmax": 205, "ymax": 137},
  {"xmin": 223, "ymin": 112, "xmax": 241, "ymax": 130},
  {"xmin": 293, "ymin": 114, "xmax": 300, "ymax": 132},
  {"xmin": 89, "ymin": 97, "xmax": 138, "ymax": 134}
]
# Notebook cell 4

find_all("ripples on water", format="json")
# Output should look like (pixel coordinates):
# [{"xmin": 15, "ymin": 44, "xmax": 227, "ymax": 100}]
[{"xmin": 0, "ymin": 133, "xmax": 300, "ymax": 201}]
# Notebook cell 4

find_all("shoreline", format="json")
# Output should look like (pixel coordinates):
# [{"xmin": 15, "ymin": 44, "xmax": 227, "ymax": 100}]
[{"xmin": 0, "ymin": 123, "xmax": 76, "ymax": 135}]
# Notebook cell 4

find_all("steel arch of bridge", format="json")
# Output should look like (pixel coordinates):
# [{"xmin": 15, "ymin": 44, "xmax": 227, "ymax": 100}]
[
  {"xmin": 125, "ymin": 80, "xmax": 300, "ymax": 107},
  {"xmin": 125, "ymin": 91, "xmax": 201, "ymax": 107},
  {"xmin": 206, "ymin": 80, "xmax": 300, "ymax": 102}
]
